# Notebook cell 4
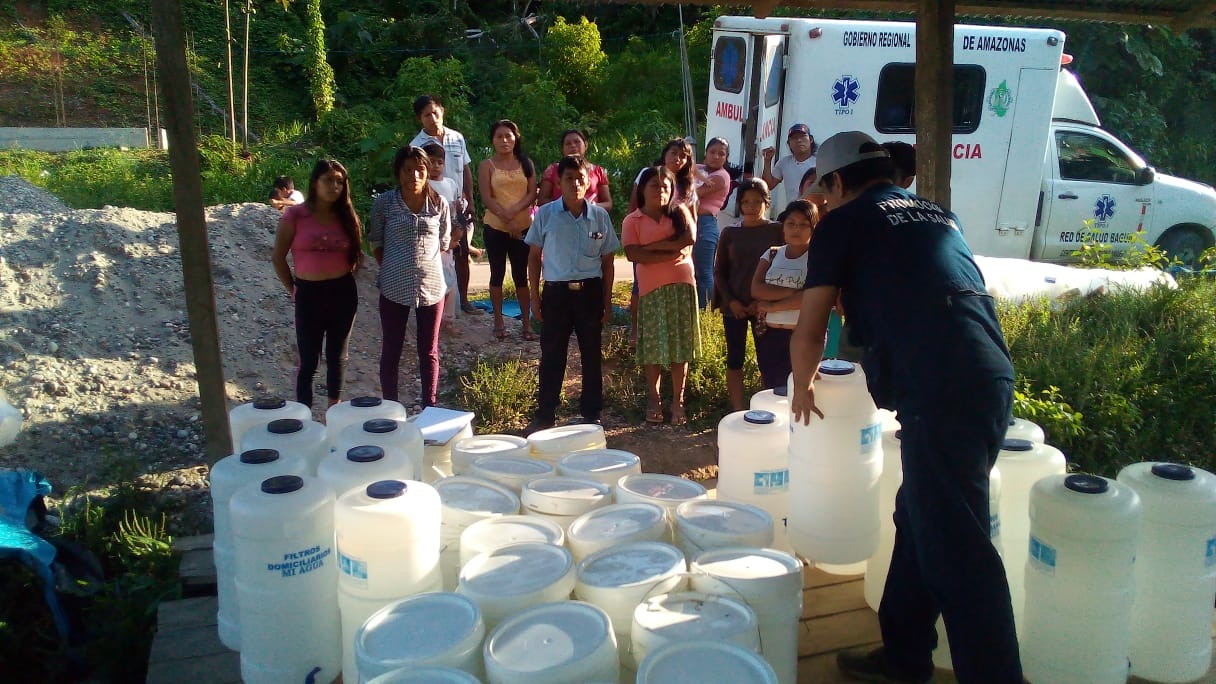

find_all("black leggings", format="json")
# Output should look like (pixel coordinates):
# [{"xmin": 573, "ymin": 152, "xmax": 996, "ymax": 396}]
[
  {"xmin": 483, "ymin": 227, "xmax": 530, "ymax": 288},
  {"xmin": 294, "ymin": 274, "xmax": 357, "ymax": 407}
]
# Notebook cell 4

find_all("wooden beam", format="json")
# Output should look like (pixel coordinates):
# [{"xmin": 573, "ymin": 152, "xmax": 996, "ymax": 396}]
[
  {"xmin": 752, "ymin": 0, "xmax": 783, "ymax": 19},
  {"xmin": 916, "ymin": 0, "xmax": 954, "ymax": 209},
  {"xmin": 150, "ymin": 0, "xmax": 234, "ymax": 465},
  {"xmin": 1172, "ymin": 1, "xmax": 1216, "ymax": 29}
]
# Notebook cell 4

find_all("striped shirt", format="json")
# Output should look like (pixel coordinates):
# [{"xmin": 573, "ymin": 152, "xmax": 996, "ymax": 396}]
[{"xmin": 368, "ymin": 190, "xmax": 451, "ymax": 308}]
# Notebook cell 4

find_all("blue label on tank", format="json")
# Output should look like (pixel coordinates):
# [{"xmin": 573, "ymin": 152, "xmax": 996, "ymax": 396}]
[
  {"xmin": 989, "ymin": 514, "xmax": 1000, "ymax": 541},
  {"xmin": 338, "ymin": 550, "xmax": 368, "ymax": 582},
  {"xmin": 859, "ymin": 423, "xmax": 881, "ymax": 453},
  {"xmin": 753, "ymin": 468, "xmax": 789, "ymax": 494},
  {"xmin": 265, "ymin": 544, "xmax": 331, "ymax": 578},
  {"xmin": 1206, "ymin": 537, "xmax": 1216, "ymax": 567},
  {"xmin": 1029, "ymin": 536, "xmax": 1057, "ymax": 574}
]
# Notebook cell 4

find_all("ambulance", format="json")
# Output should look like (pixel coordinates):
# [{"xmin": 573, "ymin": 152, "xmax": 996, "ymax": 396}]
[{"xmin": 706, "ymin": 16, "xmax": 1216, "ymax": 265}]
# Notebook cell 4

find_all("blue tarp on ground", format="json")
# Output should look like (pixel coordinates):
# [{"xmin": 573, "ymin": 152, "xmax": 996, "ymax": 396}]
[{"xmin": 0, "ymin": 469, "xmax": 69, "ymax": 637}]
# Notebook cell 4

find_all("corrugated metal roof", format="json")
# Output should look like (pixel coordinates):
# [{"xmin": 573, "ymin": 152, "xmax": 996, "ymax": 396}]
[{"xmin": 608, "ymin": 0, "xmax": 1216, "ymax": 28}]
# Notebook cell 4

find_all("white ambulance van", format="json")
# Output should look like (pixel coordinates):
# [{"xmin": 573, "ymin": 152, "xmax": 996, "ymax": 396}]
[{"xmin": 706, "ymin": 16, "xmax": 1216, "ymax": 265}]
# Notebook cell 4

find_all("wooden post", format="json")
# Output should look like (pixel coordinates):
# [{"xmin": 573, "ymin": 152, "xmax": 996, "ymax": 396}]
[
  {"xmin": 151, "ymin": 0, "xmax": 233, "ymax": 464},
  {"xmin": 916, "ymin": 0, "xmax": 954, "ymax": 209}
]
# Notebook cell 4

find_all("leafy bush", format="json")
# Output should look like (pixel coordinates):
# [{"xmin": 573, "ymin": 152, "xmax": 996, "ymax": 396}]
[
  {"xmin": 454, "ymin": 355, "xmax": 539, "ymax": 433},
  {"xmin": 542, "ymin": 16, "xmax": 608, "ymax": 113}
]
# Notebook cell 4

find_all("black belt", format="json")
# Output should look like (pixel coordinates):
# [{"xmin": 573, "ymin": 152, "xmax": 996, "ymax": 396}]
[{"xmin": 547, "ymin": 277, "xmax": 600, "ymax": 291}]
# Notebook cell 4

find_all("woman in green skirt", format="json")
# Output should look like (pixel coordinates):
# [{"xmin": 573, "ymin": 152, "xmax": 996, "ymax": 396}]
[{"xmin": 622, "ymin": 166, "xmax": 701, "ymax": 425}]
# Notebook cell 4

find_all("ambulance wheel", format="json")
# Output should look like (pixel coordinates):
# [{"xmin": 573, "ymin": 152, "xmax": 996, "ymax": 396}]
[{"xmin": 1156, "ymin": 227, "xmax": 1210, "ymax": 269}]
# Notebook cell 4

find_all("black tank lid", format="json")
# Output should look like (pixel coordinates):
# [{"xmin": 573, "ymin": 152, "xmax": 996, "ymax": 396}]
[
  {"xmin": 262, "ymin": 475, "xmax": 304, "ymax": 494},
  {"xmin": 363, "ymin": 418, "xmax": 398, "ymax": 434},
  {"xmin": 239, "ymin": 448, "xmax": 280, "ymax": 464},
  {"xmin": 350, "ymin": 396, "xmax": 383, "ymax": 408},
  {"xmin": 253, "ymin": 396, "xmax": 287, "ymax": 410},
  {"xmin": 1064, "ymin": 474, "xmax": 1108, "ymax": 495},
  {"xmin": 268, "ymin": 418, "xmax": 303, "ymax": 434},
  {"xmin": 346, "ymin": 445, "xmax": 385, "ymax": 463}
]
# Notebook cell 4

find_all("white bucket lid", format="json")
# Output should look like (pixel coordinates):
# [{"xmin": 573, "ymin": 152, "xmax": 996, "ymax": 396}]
[
  {"xmin": 617, "ymin": 474, "xmax": 708, "ymax": 509},
  {"xmin": 451, "ymin": 435, "xmax": 530, "ymax": 474},
  {"xmin": 633, "ymin": 591, "xmax": 758, "ymax": 643},
  {"xmin": 557, "ymin": 449, "xmax": 642, "ymax": 486},
  {"xmin": 567, "ymin": 503, "xmax": 668, "ymax": 559},
  {"xmin": 436, "ymin": 476, "xmax": 521, "ymax": 519},
  {"xmin": 523, "ymin": 477, "xmax": 612, "ymax": 517},
  {"xmin": 577, "ymin": 541, "xmax": 686, "ymax": 590},
  {"xmin": 528, "ymin": 423, "xmax": 607, "ymax": 456},
  {"xmin": 356, "ymin": 592, "xmax": 484, "ymax": 669},
  {"xmin": 636, "ymin": 640, "xmax": 778, "ymax": 684},
  {"xmin": 459, "ymin": 542, "xmax": 575, "ymax": 598},
  {"xmin": 690, "ymin": 547, "xmax": 803, "ymax": 608},
  {"xmin": 484, "ymin": 601, "xmax": 615, "ymax": 676},
  {"xmin": 469, "ymin": 455, "xmax": 555, "ymax": 492},
  {"xmin": 460, "ymin": 515, "xmax": 565, "ymax": 564},
  {"xmin": 676, "ymin": 501, "xmax": 774, "ymax": 540},
  {"xmin": 366, "ymin": 666, "xmax": 481, "ymax": 684}
]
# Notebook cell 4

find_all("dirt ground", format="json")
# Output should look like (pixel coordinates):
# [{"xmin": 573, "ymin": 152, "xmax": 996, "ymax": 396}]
[{"xmin": 0, "ymin": 180, "xmax": 718, "ymax": 533}]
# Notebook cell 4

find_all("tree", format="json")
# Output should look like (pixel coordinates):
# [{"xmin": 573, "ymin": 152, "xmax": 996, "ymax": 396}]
[
  {"xmin": 542, "ymin": 16, "xmax": 607, "ymax": 113},
  {"xmin": 303, "ymin": 0, "xmax": 335, "ymax": 115}
]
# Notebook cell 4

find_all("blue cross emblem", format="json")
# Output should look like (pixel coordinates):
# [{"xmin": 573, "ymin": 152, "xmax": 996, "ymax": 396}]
[
  {"xmin": 1094, "ymin": 194, "xmax": 1116, "ymax": 221},
  {"xmin": 833, "ymin": 76, "xmax": 860, "ymax": 107}
]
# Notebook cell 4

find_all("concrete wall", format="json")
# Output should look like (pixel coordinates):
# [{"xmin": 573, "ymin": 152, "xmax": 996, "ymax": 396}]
[{"xmin": 0, "ymin": 127, "xmax": 158, "ymax": 152}]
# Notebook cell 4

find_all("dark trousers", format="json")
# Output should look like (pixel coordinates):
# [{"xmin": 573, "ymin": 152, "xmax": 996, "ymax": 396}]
[
  {"xmin": 294, "ymin": 274, "xmax": 357, "ymax": 408},
  {"xmin": 754, "ymin": 326, "xmax": 793, "ymax": 390},
  {"xmin": 879, "ymin": 378, "xmax": 1022, "ymax": 683},
  {"xmin": 378, "ymin": 294, "xmax": 444, "ymax": 406},
  {"xmin": 536, "ymin": 278, "xmax": 604, "ymax": 422}
]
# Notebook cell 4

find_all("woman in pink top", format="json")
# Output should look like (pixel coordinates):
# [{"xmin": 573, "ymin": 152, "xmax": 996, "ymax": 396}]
[
  {"xmin": 537, "ymin": 129, "xmax": 613, "ymax": 210},
  {"xmin": 622, "ymin": 166, "xmax": 701, "ymax": 425},
  {"xmin": 272, "ymin": 159, "xmax": 362, "ymax": 408},
  {"xmin": 694, "ymin": 137, "xmax": 732, "ymax": 308}
]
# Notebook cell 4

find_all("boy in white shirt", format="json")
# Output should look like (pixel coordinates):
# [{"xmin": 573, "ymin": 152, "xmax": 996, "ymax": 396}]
[{"xmin": 423, "ymin": 143, "xmax": 480, "ymax": 315}]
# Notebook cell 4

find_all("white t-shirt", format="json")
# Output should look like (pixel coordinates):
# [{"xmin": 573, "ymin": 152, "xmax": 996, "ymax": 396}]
[
  {"xmin": 428, "ymin": 177, "xmax": 460, "ymax": 206},
  {"xmin": 288, "ymin": 189, "xmax": 304, "ymax": 204},
  {"xmin": 771, "ymin": 154, "xmax": 817, "ymax": 204},
  {"xmin": 760, "ymin": 245, "xmax": 809, "ymax": 327},
  {"xmin": 409, "ymin": 127, "xmax": 472, "ymax": 198}
]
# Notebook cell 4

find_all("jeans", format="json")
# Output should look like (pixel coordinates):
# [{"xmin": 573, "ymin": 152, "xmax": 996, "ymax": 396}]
[
  {"xmin": 536, "ymin": 278, "xmax": 604, "ymax": 422},
  {"xmin": 294, "ymin": 274, "xmax": 358, "ymax": 407},
  {"xmin": 754, "ymin": 326, "xmax": 793, "ymax": 390},
  {"xmin": 693, "ymin": 213, "xmax": 720, "ymax": 308},
  {"xmin": 378, "ymin": 294, "xmax": 444, "ymax": 406}
]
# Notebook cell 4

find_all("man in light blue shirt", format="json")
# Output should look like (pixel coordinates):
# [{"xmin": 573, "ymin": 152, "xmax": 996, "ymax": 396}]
[{"xmin": 525, "ymin": 155, "xmax": 619, "ymax": 432}]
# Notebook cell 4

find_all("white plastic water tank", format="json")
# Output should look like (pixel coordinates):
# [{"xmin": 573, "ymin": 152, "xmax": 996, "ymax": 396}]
[
  {"xmin": 635, "ymin": 640, "xmax": 778, "ymax": 684},
  {"xmin": 1118, "ymin": 462, "xmax": 1216, "ymax": 682},
  {"xmin": 527, "ymin": 423, "xmax": 607, "ymax": 464},
  {"xmin": 355, "ymin": 592, "xmax": 486, "ymax": 682},
  {"xmin": 717, "ymin": 410, "xmax": 791, "ymax": 551},
  {"xmin": 450, "ymin": 434, "xmax": 530, "ymax": 476},
  {"xmin": 996, "ymin": 437, "xmax": 1067, "ymax": 637},
  {"xmin": 334, "ymin": 418, "xmax": 425, "ymax": 480},
  {"xmin": 208, "ymin": 448, "xmax": 306, "ymax": 651},
  {"xmin": 458, "ymin": 542, "xmax": 577, "ymax": 628},
  {"xmin": 864, "ymin": 427, "xmax": 903, "ymax": 611},
  {"xmin": 469, "ymin": 455, "xmax": 555, "ymax": 494},
  {"xmin": 787, "ymin": 360, "xmax": 882, "ymax": 569},
  {"xmin": 325, "ymin": 396, "xmax": 407, "ymax": 448},
  {"xmin": 335, "ymin": 480, "xmax": 441, "ymax": 598},
  {"xmin": 631, "ymin": 592, "xmax": 760, "ymax": 667},
  {"xmin": 675, "ymin": 500, "xmax": 774, "ymax": 558},
  {"xmin": 690, "ymin": 547, "xmax": 803, "ymax": 684},
  {"xmin": 749, "ymin": 384, "xmax": 790, "ymax": 420},
  {"xmin": 1006, "ymin": 417, "xmax": 1046, "ymax": 444},
  {"xmin": 556, "ymin": 449, "xmax": 642, "ymax": 490},
  {"xmin": 574, "ymin": 541, "xmax": 687, "ymax": 670},
  {"xmin": 228, "ymin": 396, "xmax": 311, "ymax": 448},
  {"xmin": 239, "ymin": 417, "xmax": 328, "ymax": 475},
  {"xmin": 566, "ymin": 502, "xmax": 669, "ymax": 562},
  {"xmin": 484, "ymin": 601, "xmax": 619, "ymax": 683},
  {"xmin": 435, "ymin": 476, "xmax": 521, "ymax": 591},
  {"xmin": 317, "ymin": 444, "xmax": 414, "ymax": 499},
  {"xmin": 522, "ymin": 476, "xmax": 611, "ymax": 530},
  {"xmin": 459, "ymin": 514, "xmax": 565, "ymax": 569},
  {"xmin": 366, "ymin": 666, "xmax": 481, "ymax": 684},
  {"xmin": 230, "ymin": 475, "xmax": 340, "ymax": 684},
  {"xmin": 1022, "ymin": 474, "xmax": 1141, "ymax": 684}
]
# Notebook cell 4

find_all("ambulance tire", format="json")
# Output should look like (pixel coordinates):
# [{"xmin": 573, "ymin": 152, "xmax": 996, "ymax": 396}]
[{"xmin": 1156, "ymin": 226, "xmax": 1210, "ymax": 269}]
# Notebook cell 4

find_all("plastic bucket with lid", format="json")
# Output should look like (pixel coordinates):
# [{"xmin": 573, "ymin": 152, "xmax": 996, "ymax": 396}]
[
  {"xmin": 209, "ymin": 448, "xmax": 306, "ymax": 650},
  {"xmin": 1118, "ymin": 462, "xmax": 1216, "ymax": 682},
  {"xmin": 717, "ymin": 410, "xmax": 791, "ymax": 551},
  {"xmin": 566, "ymin": 502, "xmax": 669, "ymax": 562},
  {"xmin": 522, "ymin": 476, "xmax": 611, "ymax": 530},
  {"xmin": 459, "ymin": 514, "xmax": 565, "ymax": 569},
  {"xmin": 631, "ymin": 591, "xmax": 760, "ymax": 667},
  {"xmin": 334, "ymin": 419, "xmax": 425, "ymax": 480},
  {"xmin": 318, "ymin": 444, "xmax": 414, "ymax": 499},
  {"xmin": 635, "ymin": 640, "xmax": 778, "ymax": 684},
  {"xmin": 355, "ymin": 592, "xmax": 485, "ymax": 682},
  {"xmin": 457, "ymin": 542, "xmax": 576, "ymax": 629},
  {"xmin": 675, "ymin": 500, "xmax": 774, "ymax": 559},
  {"xmin": 239, "ymin": 418, "xmax": 328, "ymax": 476},
  {"xmin": 574, "ymin": 541, "xmax": 687, "ymax": 670},
  {"xmin": 339, "ymin": 580, "xmax": 440, "ymax": 684},
  {"xmin": 228, "ymin": 396, "xmax": 310, "ymax": 448},
  {"xmin": 749, "ymin": 384, "xmax": 790, "ymax": 420},
  {"xmin": 469, "ymin": 455, "xmax": 555, "ymax": 494},
  {"xmin": 230, "ymin": 475, "xmax": 340, "ymax": 684},
  {"xmin": 451, "ymin": 435, "xmax": 529, "ymax": 476},
  {"xmin": 1022, "ymin": 474, "xmax": 1141, "ymax": 684},
  {"xmin": 527, "ymin": 423, "xmax": 607, "ymax": 464},
  {"xmin": 325, "ymin": 397, "xmax": 407, "ymax": 448},
  {"xmin": 616, "ymin": 474, "xmax": 708, "ymax": 542},
  {"xmin": 366, "ymin": 666, "xmax": 481, "ymax": 684},
  {"xmin": 435, "ymin": 477, "xmax": 521, "ymax": 591},
  {"xmin": 690, "ymin": 548, "xmax": 802, "ymax": 684},
  {"xmin": 556, "ymin": 449, "xmax": 642, "ymax": 490},
  {"xmin": 423, "ymin": 421, "xmax": 474, "ymax": 483},
  {"xmin": 483, "ymin": 601, "xmax": 618, "ymax": 683}
]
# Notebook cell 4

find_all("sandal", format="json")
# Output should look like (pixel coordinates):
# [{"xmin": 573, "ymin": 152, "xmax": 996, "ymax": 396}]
[
  {"xmin": 493, "ymin": 322, "xmax": 507, "ymax": 340},
  {"xmin": 669, "ymin": 404, "xmax": 688, "ymax": 426},
  {"xmin": 645, "ymin": 400, "xmax": 665, "ymax": 424},
  {"xmin": 522, "ymin": 329, "xmax": 538, "ymax": 342}
]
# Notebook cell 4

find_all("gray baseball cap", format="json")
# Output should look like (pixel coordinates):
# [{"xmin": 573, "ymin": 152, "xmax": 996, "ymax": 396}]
[{"xmin": 816, "ymin": 131, "xmax": 891, "ymax": 188}]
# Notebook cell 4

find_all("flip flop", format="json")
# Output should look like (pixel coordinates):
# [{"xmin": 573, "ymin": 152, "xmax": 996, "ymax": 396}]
[
  {"xmin": 522, "ymin": 329, "xmax": 538, "ymax": 342},
  {"xmin": 669, "ymin": 405, "xmax": 688, "ymax": 426},
  {"xmin": 493, "ymin": 323, "xmax": 507, "ymax": 340},
  {"xmin": 645, "ymin": 401, "xmax": 665, "ymax": 424}
]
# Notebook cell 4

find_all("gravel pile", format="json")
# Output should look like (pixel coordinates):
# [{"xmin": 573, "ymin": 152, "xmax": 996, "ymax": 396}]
[{"xmin": 0, "ymin": 175, "xmax": 71, "ymax": 215}]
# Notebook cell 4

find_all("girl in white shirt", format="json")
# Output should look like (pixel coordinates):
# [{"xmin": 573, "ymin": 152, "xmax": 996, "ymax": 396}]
[{"xmin": 750, "ymin": 199, "xmax": 818, "ymax": 387}]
